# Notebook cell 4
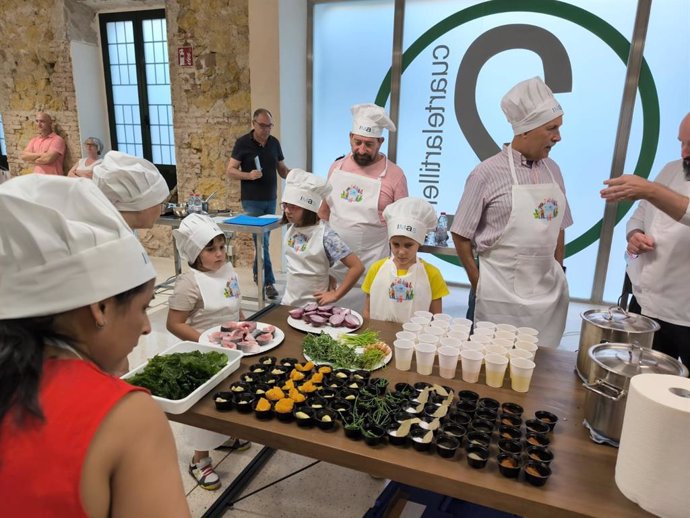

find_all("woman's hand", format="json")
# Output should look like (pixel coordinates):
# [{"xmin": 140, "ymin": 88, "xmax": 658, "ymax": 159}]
[{"xmin": 313, "ymin": 290, "xmax": 338, "ymax": 305}]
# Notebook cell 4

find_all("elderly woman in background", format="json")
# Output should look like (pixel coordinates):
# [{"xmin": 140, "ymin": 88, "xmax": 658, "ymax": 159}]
[
  {"xmin": 0, "ymin": 175, "xmax": 190, "ymax": 517},
  {"xmin": 67, "ymin": 137, "xmax": 104, "ymax": 179}
]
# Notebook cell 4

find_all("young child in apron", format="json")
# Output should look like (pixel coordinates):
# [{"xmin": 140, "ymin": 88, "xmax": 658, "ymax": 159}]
[
  {"xmin": 362, "ymin": 197, "xmax": 449, "ymax": 323},
  {"xmin": 281, "ymin": 169, "xmax": 364, "ymax": 307},
  {"xmin": 167, "ymin": 214, "xmax": 248, "ymax": 490}
]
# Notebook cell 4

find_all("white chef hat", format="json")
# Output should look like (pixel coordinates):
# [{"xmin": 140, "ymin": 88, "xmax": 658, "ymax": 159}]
[
  {"xmin": 383, "ymin": 197, "xmax": 438, "ymax": 245},
  {"xmin": 0, "ymin": 175, "xmax": 156, "ymax": 319},
  {"xmin": 281, "ymin": 169, "xmax": 332, "ymax": 212},
  {"xmin": 173, "ymin": 213, "xmax": 224, "ymax": 264},
  {"xmin": 501, "ymin": 77, "xmax": 564, "ymax": 135},
  {"xmin": 93, "ymin": 150, "xmax": 169, "ymax": 211},
  {"xmin": 351, "ymin": 103, "xmax": 396, "ymax": 138}
]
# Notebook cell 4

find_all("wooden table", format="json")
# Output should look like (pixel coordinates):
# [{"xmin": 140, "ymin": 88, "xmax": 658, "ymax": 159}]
[{"xmin": 169, "ymin": 305, "xmax": 652, "ymax": 518}]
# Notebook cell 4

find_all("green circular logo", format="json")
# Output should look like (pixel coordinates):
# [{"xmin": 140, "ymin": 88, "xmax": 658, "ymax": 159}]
[{"xmin": 376, "ymin": 0, "xmax": 659, "ymax": 259}]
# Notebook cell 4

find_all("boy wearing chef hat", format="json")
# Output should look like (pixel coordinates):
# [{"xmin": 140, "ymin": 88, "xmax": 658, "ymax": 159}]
[
  {"xmin": 362, "ymin": 197, "xmax": 449, "ymax": 323},
  {"xmin": 281, "ymin": 168, "xmax": 364, "ymax": 307},
  {"xmin": 93, "ymin": 150, "xmax": 169, "ymax": 229},
  {"xmin": 318, "ymin": 103, "xmax": 409, "ymax": 311},
  {"xmin": 166, "ymin": 213, "xmax": 247, "ymax": 490},
  {"xmin": 0, "ymin": 175, "xmax": 190, "ymax": 515},
  {"xmin": 451, "ymin": 76, "xmax": 572, "ymax": 347}
]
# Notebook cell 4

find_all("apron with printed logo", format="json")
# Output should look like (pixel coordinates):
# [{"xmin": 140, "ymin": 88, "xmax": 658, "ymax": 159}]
[
  {"xmin": 475, "ymin": 146, "xmax": 569, "ymax": 348},
  {"xmin": 190, "ymin": 263, "xmax": 242, "ymax": 333},
  {"xmin": 326, "ymin": 154, "xmax": 390, "ymax": 310},
  {"xmin": 369, "ymin": 258, "xmax": 433, "ymax": 324},
  {"xmin": 282, "ymin": 222, "xmax": 330, "ymax": 307}
]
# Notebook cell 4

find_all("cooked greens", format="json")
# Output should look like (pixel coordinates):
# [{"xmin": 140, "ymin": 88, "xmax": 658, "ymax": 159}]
[
  {"xmin": 127, "ymin": 351, "xmax": 228, "ymax": 400},
  {"xmin": 302, "ymin": 332, "xmax": 386, "ymax": 370}
]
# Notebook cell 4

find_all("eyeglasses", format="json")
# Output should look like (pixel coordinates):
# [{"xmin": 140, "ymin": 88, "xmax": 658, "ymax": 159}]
[{"xmin": 253, "ymin": 120, "xmax": 274, "ymax": 129}]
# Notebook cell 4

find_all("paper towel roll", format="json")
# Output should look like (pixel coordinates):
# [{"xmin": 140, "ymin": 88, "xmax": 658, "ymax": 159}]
[{"xmin": 615, "ymin": 373, "xmax": 690, "ymax": 518}]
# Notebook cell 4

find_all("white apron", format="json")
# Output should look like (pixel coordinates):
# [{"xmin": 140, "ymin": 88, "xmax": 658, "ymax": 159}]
[
  {"xmin": 326, "ymin": 154, "xmax": 390, "ymax": 311},
  {"xmin": 370, "ymin": 258, "xmax": 433, "ymax": 323},
  {"xmin": 627, "ymin": 178, "xmax": 690, "ymax": 325},
  {"xmin": 282, "ymin": 222, "xmax": 330, "ymax": 307},
  {"xmin": 475, "ymin": 146, "xmax": 569, "ymax": 348},
  {"xmin": 189, "ymin": 263, "xmax": 242, "ymax": 333}
]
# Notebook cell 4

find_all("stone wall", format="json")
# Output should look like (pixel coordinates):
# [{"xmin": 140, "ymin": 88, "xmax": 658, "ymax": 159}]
[{"xmin": 0, "ymin": 0, "xmax": 81, "ymax": 176}]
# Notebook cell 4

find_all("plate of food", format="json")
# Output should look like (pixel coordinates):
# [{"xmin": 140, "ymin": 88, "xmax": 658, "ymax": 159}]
[
  {"xmin": 199, "ymin": 321, "xmax": 285, "ymax": 356},
  {"xmin": 122, "ymin": 341, "xmax": 243, "ymax": 414},
  {"xmin": 287, "ymin": 303, "xmax": 363, "ymax": 338},
  {"xmin": 301, "ymin": 330, "xmax": 392, "ymax": 371}
]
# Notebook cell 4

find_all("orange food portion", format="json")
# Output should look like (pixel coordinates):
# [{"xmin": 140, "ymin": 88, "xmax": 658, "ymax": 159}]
[
  {"xmin": 282, "ymin": 379, "xmax": 295, "ymax": 391},
  {"xmin": 265, "ymin": 387, "xmax": 285, "ymax": 401},
  {"xmin": 310, "ymin": 372, "xmax": 324, "ymax": 384},
  {"xmin": 256, "ymin": 398, "xmax": 271, "ymax": 412},
  {"xmin": 300, "ymin": 380, "xmax": 318, "ymax": 393},
  {"xmin": 288, "ymin": 388, "xmax": 306, "ymax": 403},
  {"xmin": 275, "ymin": 398, "xmax": 294, "ymax": 413},
  {"xmin": 295, "ymin": 361, "xmax": 315, "ymax": 372},
  {"xmin": 318, "ymin": 365, "xmax": 332, "ymax": 374},
  {"xmin": 290, "ymin": 369, "xmax": 306, "ymax": 381}
]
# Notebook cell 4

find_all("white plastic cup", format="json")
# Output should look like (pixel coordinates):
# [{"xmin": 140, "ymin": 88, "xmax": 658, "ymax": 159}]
[
  {"xmin": 437, "ymin": 345, "xmax": 460, "ymax": 379},
  {"xmin": 492, "ymin": 338, "xmax": 515, "ymax": 350},
  {"xmin": 517, "ymin": 326, "xmax": 539, "ymax": 337},
  {"xmin": 452, "ymin": 317, "xmax": 473, "ymax": 327},
  {"xmin": 402, "ymin": 322, "xmax": 424, "ymax": 334},
  {"xmin": 494, "ymin": 330, "xmax": 517, "ymax": 343},
  {"xmin": 516, "ymin": 334, "xmax": 538, "ymax": 344},
  {"xmin": 439, "ymin": 337, "xmax": 464, "ymax": 350},
  {"xmin": 393, "ymin": 339, "xmax": 415, "ymax": 371},
  {"xmin": 509, "ymin": 348, "xmax": 533, "ymax": 361},
  {"xmin": 426, "ymin": 326, "xmax": 445, "ymax": 338},
  {"xmin": 469, "ymin": 334, "xmax": 491, "ymax": 344},
  {"xmin": 417, "ymin": 333, "xmax": 440, "ymax": 347},
  {"xmin": 510, "ymin": 357, "xmax": 536, "ymax": 392},
  {"xmin": 449, "ymin": 324, "xmax": 471, "ymax": 335},
  {"xmin": 447, "ymin": 331, "xmax": 469, "ymax": 343},
  {"xmin": 473, "ymin": 327, "xmax": 494, "ymax": 337},
  {"xmin": 414, "ymin": 342, "xmax": 437, "ymax": 375},
  {"xmin": 414, "ymin": 310, "xmax": 433, "ymax": 320},
  {"xmin": 484, "ymin": 344, "xmax": 509, "ymax": 357},
  {"xmin": 484, "ymin": 353, "xmax": 509, "ymax": 388},
  {"xmin": 495, "ymin": 323, "xmax": 517, "ymax": 334},
  {"xmin": 410, "ymin": 316, "xmax": 431, "ymax": 326},
  {"xmin": 429, "ymin": 319, "xmax": 451, "ymax": 330},
  {"xmin": 474, "ymin": 320, "xmax": 496, "ymax": 331},
  {"xmin": 515, "ymin": 340, "xmax": 539, "ymax": 356},
  {"xmin": 396, "ymin": 331, "xmax": 417, "ymax": 342},
  {"xmin": 460, "ymin": 349, "xmax": 484, "ymax": 383},
  {"xmin": 433, "ymin": 313, "xmax": 452, "ymax": 321},
  {"xmin": 463, "ymin": 341, "xmax": 485, "ymax": 352}
]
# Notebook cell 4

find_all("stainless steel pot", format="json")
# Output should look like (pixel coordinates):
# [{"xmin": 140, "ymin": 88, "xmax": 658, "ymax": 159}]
[
  {"xmin": 577, "ymin": 306, "xmax": 659, "ymax": 381},
  {"xmin": 583, "ymin": 343, "xmax": 688, "ymax": 443}
]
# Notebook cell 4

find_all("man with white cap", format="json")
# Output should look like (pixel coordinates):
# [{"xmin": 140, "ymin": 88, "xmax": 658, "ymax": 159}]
[
  {"xmin": 93, "ymin": 150, "xmax": 170, "ymax": 229},
  {"xmin": 0, "ymin": 175, "xmax": 190, "ymax": 516},
  {"xmin": 281, "ymin": 168, "xmax": 364, "ymax": 307},
  {"xmin": 318, "ymin": 103, "xmax": 409, "ymax": 311},
  {"xmin": 226, "ymin": 108, "xmax": 290, "ymax": 300},
  {"xmin": 362, "ymin": 197, "xmax": 449, "ymax": 323},
  {"xmin": 451, "ymin": 77, "xmax": 572, "ymax": 347}
]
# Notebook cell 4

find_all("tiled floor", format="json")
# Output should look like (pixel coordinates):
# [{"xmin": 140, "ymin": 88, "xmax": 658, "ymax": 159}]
[{"xmin": 132, "ymin": 256, "xmax": 603, "ymax": 517}]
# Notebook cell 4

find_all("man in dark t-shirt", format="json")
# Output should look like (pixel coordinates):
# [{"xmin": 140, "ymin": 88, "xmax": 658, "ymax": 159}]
[{"xmin": 226, "ymin": 108, "xmax": 289, "ymax": 299}]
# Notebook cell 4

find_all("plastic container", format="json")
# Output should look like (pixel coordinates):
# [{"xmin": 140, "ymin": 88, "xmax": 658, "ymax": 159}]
[{"xmin": 435, "ymin": 212, "xmax": 449, "ymax": 246}]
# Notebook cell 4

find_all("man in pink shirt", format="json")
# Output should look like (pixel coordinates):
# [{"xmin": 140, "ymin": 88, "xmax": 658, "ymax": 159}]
[
  {"xmin": 318, "ymin": 103, "xmax": 408, "ymax": 310},
  {"xmin": 21, "ymin": 112, "xmax": 66, "ymax": 175}
]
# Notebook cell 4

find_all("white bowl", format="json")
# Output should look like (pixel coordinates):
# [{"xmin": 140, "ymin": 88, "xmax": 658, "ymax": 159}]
[{"xmin": 122, "ymin": 341, "xmax": 243, "ymax": 414}]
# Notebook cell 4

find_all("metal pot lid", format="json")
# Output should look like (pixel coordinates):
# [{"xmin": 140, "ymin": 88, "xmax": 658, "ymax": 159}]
[
  {"xmin": 589, "ymin": 343, "xmax": 688, "ymax": 378},
  {"xmin": 580, "ymin": 306, "xmax": 660, "ymax": 333}
]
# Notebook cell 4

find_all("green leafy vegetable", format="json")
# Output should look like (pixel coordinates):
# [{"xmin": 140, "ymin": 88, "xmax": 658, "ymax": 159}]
[
  {"xmin": 128, "ymin": 351, "xmax": 228, "ymax": 400},
  {"xmin": 302, "ymin": 332, "xmax": 385, "ymax": 370},
  {"xmin": 340, "ymin": 329, "xmax": 380, "ymax": 347}
]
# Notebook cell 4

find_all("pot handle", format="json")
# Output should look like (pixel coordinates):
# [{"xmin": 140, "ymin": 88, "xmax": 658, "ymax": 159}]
[
  {"xmin": 604, "ymin": 305, "xmax": 630, "ymax": 321},
  {"xmin": 583, "ymin": 380, "xmax": 627, "ymax": 401}
]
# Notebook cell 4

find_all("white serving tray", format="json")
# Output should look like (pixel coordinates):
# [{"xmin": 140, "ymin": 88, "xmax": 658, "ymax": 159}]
[{"xmin": 122, "ymin": 341, "xmax": 243, "ymax": 414}]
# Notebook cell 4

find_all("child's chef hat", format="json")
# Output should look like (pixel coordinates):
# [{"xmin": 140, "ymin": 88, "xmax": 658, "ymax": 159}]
[
  {"xmin": 383, "ymin": 197, "xmax": 437, "ymax": 245},
  {"xmin": 173, "ymin": 213, "xmax": 224, "ymax": 264},
  {"xmin": 351, "ymin": 103, "xmax": 396, "ymax": 138},
  {"xmin": 281, "ymin": 169, "xmax": 332, "ymax": 211},
  {"xmin": 501, "ymin": 77, "xmax": 563, "ymax": 135},
  {"xmin": 0, "ymin": 175, "xmax": 156, "ymax": 318},
  {"xmin": 93, "ymin": 150, "xmax": 169, "ymax": 211}
]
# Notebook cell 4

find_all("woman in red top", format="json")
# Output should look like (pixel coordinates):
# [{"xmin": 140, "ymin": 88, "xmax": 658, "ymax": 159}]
[{"xmin": 0, "ymin": 175, "xmax": 190, "ymax": 518}]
